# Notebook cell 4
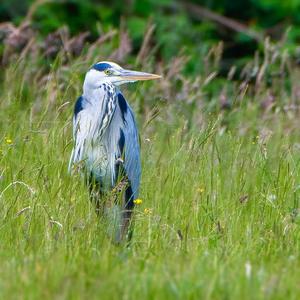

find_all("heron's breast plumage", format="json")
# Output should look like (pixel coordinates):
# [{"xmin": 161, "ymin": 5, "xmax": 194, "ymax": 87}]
[{"xmin": 71, "ymin": 83, "xmax": 117, "ymax": 188}]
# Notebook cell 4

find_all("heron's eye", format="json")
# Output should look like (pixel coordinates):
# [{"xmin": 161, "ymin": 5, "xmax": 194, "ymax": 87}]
[{"xmin": 104, "ymin": 69, "xmax": 113, "ymax": 75}]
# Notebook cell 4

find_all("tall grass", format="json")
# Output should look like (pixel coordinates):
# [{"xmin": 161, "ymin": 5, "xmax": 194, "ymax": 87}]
[{"xmin": 0, "ymin": 39, "xmax": 300, "ymax": 299}]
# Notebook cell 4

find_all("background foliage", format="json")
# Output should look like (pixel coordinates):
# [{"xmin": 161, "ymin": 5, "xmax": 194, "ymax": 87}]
[{"xmin": 2, "ymin": 0, "xmax": 300, "ymax": 67}]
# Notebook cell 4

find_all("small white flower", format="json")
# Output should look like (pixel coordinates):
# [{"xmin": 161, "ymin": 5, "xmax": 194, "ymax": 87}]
[
  {"xmin": 267, "ymin": 194, "xmax": 277, "ymax": 202},
  {"xmin": 245, "ymin": 261, "xmax": 252, "ymax": 278}
]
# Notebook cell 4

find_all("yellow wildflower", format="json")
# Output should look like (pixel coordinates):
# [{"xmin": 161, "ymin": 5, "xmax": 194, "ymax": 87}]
[
  {"xmin": 133, "ymin": 198, "xmax": 143, "ymax": 205},
  {"xmin": 197, "ymin": 187, "xmax": 205, "ymax": 193},
  {"xmin": 144, "ymin": 208, "xmax": 152, "ymax": 215},
  {"xmin": 5, "ymin": 137, "xmax": 12, "ymax": 144}
]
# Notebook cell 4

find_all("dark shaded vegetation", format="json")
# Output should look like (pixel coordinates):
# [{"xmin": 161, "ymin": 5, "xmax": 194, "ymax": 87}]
[{"xmin": 1, "ymin": 0, "xmax": 300, "ymax": 70}]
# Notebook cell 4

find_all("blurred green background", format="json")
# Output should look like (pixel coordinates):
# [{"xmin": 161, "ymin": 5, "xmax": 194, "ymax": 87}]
[{"xmin": 1, "ymin": 0, "xmax": 300, "ymax": 72}]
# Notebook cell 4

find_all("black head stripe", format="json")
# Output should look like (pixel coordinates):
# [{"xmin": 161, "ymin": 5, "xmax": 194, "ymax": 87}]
[{"xmin": 92, "ymin": 63, "xmax": 112, "ymax": 72}]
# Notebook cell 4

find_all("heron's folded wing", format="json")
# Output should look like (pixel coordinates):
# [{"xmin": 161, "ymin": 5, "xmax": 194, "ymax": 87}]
[
  {"xmin": 108, "ymin": 92, "xmax": 141, "ymax": 198},
  {"xmin": 123, "ymin": 103, "xmax": 141, "ymax": 199}
]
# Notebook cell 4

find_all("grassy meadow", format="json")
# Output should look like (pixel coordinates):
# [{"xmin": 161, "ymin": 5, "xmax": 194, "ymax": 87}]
[{"xmin": 1, "ymin": 42, "xmax": 300, "ymax": 299}]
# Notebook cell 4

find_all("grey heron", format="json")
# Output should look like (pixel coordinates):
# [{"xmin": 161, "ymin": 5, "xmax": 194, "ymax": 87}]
[{"xmin": 69, "ymin": 61, "xmax": 161, "ymax": 242}]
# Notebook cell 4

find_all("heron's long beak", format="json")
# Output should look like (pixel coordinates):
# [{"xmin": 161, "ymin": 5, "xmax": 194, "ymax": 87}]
[{"xmin": 120, "ymin": 69, "xmax": 161, "ymax": 81}]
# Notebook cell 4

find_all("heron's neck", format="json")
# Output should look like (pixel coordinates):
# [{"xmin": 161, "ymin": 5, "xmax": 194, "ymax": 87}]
[
  {"xmin": 81, "ymin": 82, "xmax": 118, "ymax": 138},
  {"xmin": 83, "ymin": 82, "xmax": 117, "ymax": 103}
]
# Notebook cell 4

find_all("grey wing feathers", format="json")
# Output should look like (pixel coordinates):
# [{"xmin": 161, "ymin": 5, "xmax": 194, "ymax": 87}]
[
  {"xmin": 122, "ymin": 103, "xmax": 141, "ymax": 198},
  {"xmin": 106, "ymin": 92, "xmax": 141, "ymax": 198}
]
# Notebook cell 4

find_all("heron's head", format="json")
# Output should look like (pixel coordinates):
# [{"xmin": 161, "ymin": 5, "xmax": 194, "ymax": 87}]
[{"xmin": 83, "ymin": 61, "xmax": 161, "ymax": 90}]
